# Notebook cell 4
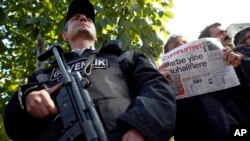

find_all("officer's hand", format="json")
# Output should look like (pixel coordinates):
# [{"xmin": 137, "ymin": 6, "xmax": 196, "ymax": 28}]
[
  {"xmin": 223, "ymin": 46, "xmax": 242, "ymax": 67},
  {"xmin": 25, "ymin": 89, "xmax": 58, "ymax": 119},
  {"xmin": 122, "ymin": 128, "xmax": 147, "ymax": 141},
  {"xmin": 158, "ymin": 63, "xmax": 172, "ymax": 80}
]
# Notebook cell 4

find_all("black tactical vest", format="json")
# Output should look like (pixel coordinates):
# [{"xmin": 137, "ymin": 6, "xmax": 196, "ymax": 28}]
[{"xmin": 35, "ymin": 50, "xmax": 132, "ymax": 133}]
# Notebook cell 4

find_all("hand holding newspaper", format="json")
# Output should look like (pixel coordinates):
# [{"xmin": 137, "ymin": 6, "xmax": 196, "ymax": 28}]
[{"xmin": 161, "ymin": 38, "xmax": 240, "ymax": 99}]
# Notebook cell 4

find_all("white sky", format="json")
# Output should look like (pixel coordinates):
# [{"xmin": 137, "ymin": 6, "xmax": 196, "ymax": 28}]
[{"xmin": 167, "ymin": 0, "xmax": 250, "ymax": 41}]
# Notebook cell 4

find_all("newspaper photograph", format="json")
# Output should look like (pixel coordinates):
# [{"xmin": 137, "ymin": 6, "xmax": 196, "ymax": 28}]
[{"xmin": 160, "ymin": 38, "xmax": 240, "ymax": 100}]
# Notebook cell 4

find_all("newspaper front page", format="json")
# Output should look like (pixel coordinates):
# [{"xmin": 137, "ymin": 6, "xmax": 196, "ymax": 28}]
[{"xmin": 161, "ymin": 38, "xmax": 240, "ymax": 99}]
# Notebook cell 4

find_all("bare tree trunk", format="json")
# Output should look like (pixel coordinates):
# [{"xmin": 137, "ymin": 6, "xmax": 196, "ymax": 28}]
[{"xmin": 36, "ymin": 33, "xmax": 45, "ymax": 71}]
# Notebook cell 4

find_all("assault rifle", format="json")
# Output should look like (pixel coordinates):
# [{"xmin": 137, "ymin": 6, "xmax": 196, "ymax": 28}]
[{"xmin": 38, "ymin": 43, "xmax": 108, "ymax": 141}]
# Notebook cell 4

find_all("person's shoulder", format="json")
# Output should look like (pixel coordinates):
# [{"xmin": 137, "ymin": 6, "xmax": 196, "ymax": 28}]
[
  {"xmin": 234, "ymin": 45, "xmax": 250, "ymax": 56},
  {"xmin": 118, "ymin": 50, "xmax": 146, "ymax": 63},
  {"xmin": 26, "ymin": 67, "xmax": 54, "ymax": 83},
  {"xmin": 234, "ymin": 45, "xmax": 250, "ymax": 50}
]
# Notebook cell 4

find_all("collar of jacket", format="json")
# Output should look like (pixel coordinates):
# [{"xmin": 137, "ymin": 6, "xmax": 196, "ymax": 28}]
[
  {"xmin": 49, "ymin": 49, "xmax": 94, "ymax": 66},
  {"xmin": 71, "ymin": 46, "xmax": 95, "ymax": 54}
]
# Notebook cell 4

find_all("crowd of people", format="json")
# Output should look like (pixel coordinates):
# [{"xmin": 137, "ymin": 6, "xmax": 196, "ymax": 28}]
[
  {"xmin": 159, "ymin": 23, "xmax": 250, "ymax": 141},
  {"xmin": 3, "ymin": 0, "xmax": 250, "ymax": 141}
]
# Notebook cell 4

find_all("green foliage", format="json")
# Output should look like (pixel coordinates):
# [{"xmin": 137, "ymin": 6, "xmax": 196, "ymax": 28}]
[
  {"xmin": 0, "ymin": 116, "xmax": 9, "ymax": 141},
  {"xmin": 0, "ymin": 0, "xmax": 174, "ymax": 139},
  {"xmin": 94, "ymin": 0, "xmax": 174, "ymax": 57}
]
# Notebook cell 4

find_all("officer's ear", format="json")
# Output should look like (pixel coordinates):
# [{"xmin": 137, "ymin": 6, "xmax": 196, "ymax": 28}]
[
  {"xmin": 62, "ymin": 31, "xmax": 68, "ymax": 41},
  {"xmin": 62, "ymin": 22, "xmax": 69, "ymax": 41}
]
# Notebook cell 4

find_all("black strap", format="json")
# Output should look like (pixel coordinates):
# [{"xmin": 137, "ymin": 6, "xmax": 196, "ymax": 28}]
[
  {"xmin": 83, "ymin": 39, "xmax": 123, "ymax": 76},
  {"xmin": 82, "ymin": 49, "xmax": 100, "ymax": 76}
]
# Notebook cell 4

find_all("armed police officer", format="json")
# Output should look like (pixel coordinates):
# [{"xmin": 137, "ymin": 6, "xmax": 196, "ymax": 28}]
[{"xmin": 3, "ymin": 0, "xmax": 176, "ymax": 141}]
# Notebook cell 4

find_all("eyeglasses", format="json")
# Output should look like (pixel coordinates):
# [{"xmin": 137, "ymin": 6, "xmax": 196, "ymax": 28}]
[
  {"xmin": 216, "ymin": 30, "xmax": 227, "ymax": 36},
  {"xmin": 240, "ymin": 34, "xmax": 250, "ymax": 44}
]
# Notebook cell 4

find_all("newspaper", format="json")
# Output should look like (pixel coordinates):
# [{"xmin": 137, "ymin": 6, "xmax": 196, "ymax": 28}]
[{"xmin": 160, "ymin": 38, "xmax": 240, "ymax": 100}]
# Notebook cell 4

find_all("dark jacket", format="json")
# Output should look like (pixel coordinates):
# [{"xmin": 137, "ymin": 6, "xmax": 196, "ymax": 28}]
[
  {"xmin": 174, "ymin": 62, "xmax": 250, "ymax": 141},
  {"xmin": 234, "ymin": 45, "xmax": 250, "ymax": 58},
  {"xmin": 4, "ymin": 49, "xmax": 176, "ymax": 141}
]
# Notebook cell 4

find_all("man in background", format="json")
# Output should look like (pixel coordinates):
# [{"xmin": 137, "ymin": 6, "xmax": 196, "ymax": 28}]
[{"xmin": 234, "ymin": 26, "xmax": 250, "ymax": 57}]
